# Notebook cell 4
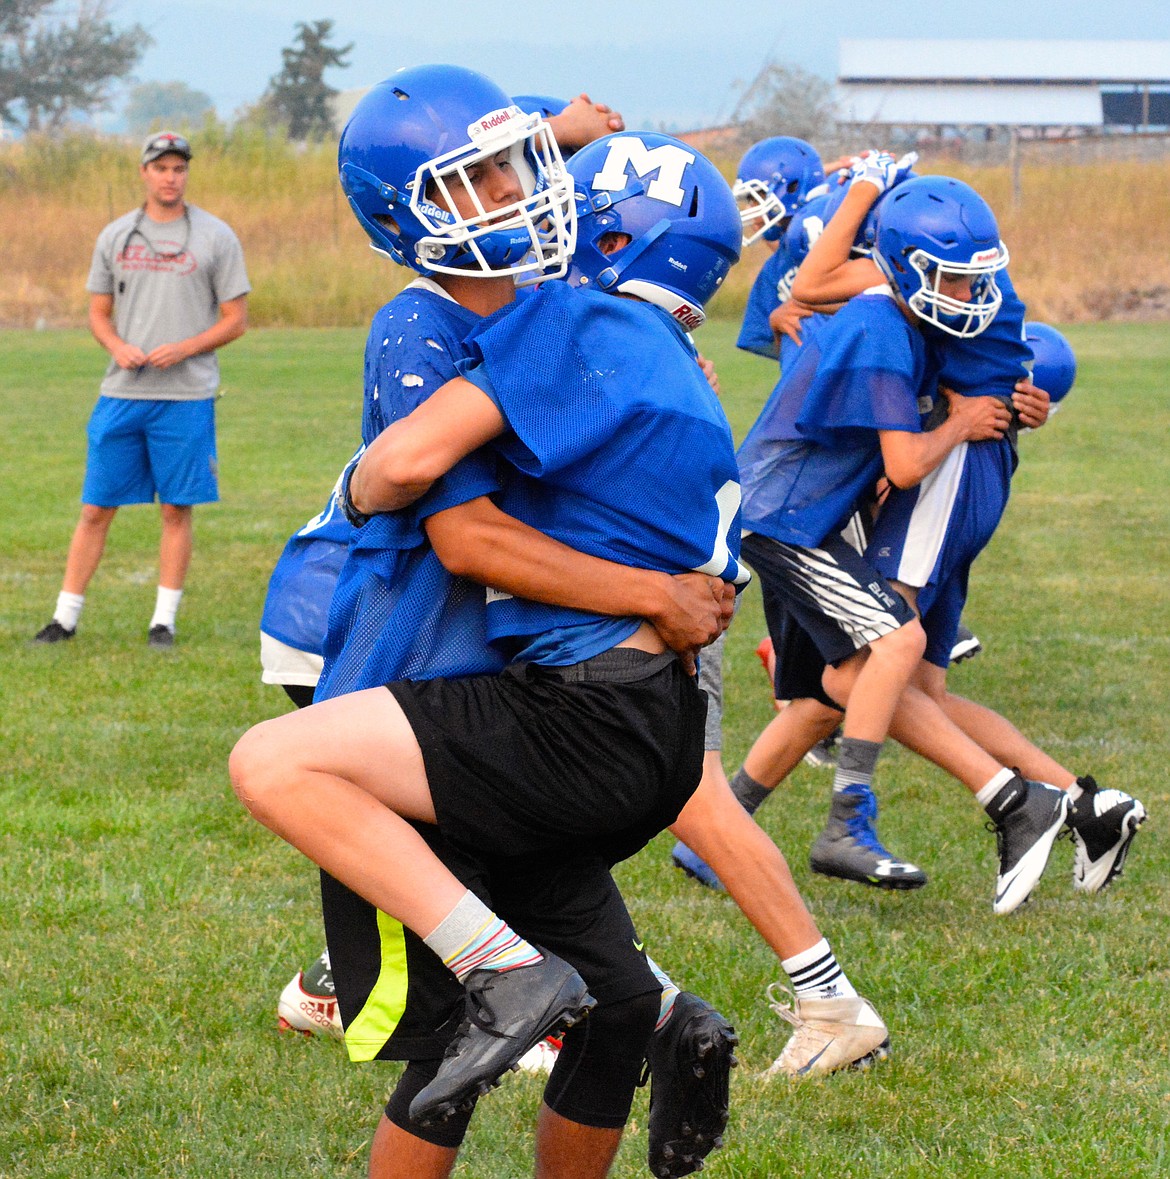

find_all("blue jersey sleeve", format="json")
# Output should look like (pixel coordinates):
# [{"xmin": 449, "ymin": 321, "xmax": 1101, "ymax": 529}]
[{"xmin": 736, "ymin": 248, "xmax": 794, "ymax": 360}]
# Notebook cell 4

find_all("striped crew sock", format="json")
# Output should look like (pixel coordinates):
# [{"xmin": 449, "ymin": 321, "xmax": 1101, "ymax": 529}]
[
  {"xmin": 423, "ymin": 890, "xmax": 543, "ymax": 982},
  {"xmin": 782, "ymin": 938, "xmax": 858, "ymax": 1000},
  {"xmin": 646, "ymin": 955, "xmax": 681, "ymax": 1031}
]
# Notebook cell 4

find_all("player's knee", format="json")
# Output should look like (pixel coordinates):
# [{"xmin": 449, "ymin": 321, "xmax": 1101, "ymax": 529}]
[
  {"xmin": 873, "ymin": 616, "xmax": 926, "ymax": 668},
  {"xmin": 384, "ymin": 1058, "xmax": 475, "ymax": 1149},
  {"xmin": 543, "ymin": 989, "xmax": 660, "ymax": 1128},
  {"xmin": 228, "ymin": 720, "xmax": 288, "ymax": 817},
  {"xmin": 78, "ymin": 503, "xmax": 116, "ymax": 530}
]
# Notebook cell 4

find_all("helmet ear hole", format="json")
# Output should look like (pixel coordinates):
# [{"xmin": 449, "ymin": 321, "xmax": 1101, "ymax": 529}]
[
  {"xmin": 373, "ymin": 213, "xmax": 400, "ymax": 235},
  {"xmin": 597, "ymin": 231, "xmax": 632, "ymax": 256}
]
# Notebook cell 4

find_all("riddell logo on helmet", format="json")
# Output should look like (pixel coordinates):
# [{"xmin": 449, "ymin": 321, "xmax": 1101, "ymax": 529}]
[
  {"xmin": 673, "ymin": 302, "xmax": 703, "ymax": 331},
  {"xmin": 477, "ymin": 108, "xmax": 516, "ymax": 133},
  {"xmin": 971, "ymin": 247, "xmax": 1000, "ymax": 264}
]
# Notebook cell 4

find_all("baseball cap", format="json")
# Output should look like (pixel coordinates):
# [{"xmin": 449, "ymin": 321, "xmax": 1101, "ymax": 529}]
[{"xmin": 141, "ymin": 131, "xmax": 193, "ymax": 165}]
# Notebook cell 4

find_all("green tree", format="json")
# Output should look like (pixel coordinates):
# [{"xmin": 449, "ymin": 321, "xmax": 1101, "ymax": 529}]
[
  {"xmin": 263, "ymin": 18, "xmax": 352, "ymax": 141},
  {"xmin": 0, "ymin": 0, "xmax": 148, "ymax": 133},
  {"xmin": 730, "ymin": 60, "xmax": 837, "ymax": 150},
  {"xmin": 124, "ymin": 80, "xmax": 213, "ymax": 135}
]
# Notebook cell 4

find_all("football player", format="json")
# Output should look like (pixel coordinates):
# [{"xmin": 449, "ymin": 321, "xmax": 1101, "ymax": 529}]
[{"xmin": 233, "ymin": 69, "xmax": 740, "ymax": 1179}]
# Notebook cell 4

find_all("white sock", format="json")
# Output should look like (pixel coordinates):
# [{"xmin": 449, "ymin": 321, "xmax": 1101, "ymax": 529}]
[
  {"xmin": 54, "ymin": 591, "xmax": 85, "ymax": 631},
  {"xmin": 782, "ymin": 937, "xmax": 858, "ymax": 1000},
  {"xmin": 975, "ymin": 766, "xmax": 1017, "ymax": 809},
  {"xmin": 150, "ymin": 586, "xmax": 183, "ymax": 631}
]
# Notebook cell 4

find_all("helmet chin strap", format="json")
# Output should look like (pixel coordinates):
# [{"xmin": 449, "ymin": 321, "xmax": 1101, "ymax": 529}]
[{"xmin": 593, "ymin": 219, "xmax": 671, "ymax": 291}]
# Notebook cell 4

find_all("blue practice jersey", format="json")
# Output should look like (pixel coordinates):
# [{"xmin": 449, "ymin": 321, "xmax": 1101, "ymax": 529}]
[
  {"xmin": 736, "ymin": 245, "xmax": 798, "ymax": 361},
  {"xmin": 926, "ymin": 269, "xmax": 1030, "ymax": 401},
  {"xmin": 260, "ymin": 465, "xmax": 355, "ymax": 656},
  {"xmin": 738, "ymin": 289, "xmax": 928, "ymax": 548},
  {"xmin": 458, "ymin": 281, "xmax": 750, "ymax": 666},
  {"xmin": 316, "ymin": 280, "xmax": 509, "ymax": 699}
]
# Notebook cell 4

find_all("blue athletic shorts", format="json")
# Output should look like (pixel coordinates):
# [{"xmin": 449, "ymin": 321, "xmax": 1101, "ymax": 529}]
[
  {"xmin": 82, "ymin": 396, "xmax": 218, "ymax": 507},
  {"xmin": 867, "ymin": 438, "xmax": 1013, "ymax": 668}
]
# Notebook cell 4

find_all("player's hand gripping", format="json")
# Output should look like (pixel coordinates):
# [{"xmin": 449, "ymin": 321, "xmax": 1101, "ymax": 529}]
[
  {"xmin": 848, "ymin": 150, "xmax": 918, "ymax": 195},
  {"xmin": 941, "ymin": 386, "xmax": 1013, "ymax": 441},
  {"xmin": 770, "ymin": 299, "xmax": 813, "ymax": 347},
  {"xmin": 1011, "ymin": 376, "xmax": 1051, "ymax": 430},
  {"xmin": 648, "ymin": 573, "xmax": 736, "ymax": 673}
]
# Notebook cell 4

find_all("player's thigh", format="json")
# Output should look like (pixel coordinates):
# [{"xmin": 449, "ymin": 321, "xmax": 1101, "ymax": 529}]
[{"xmin": 241, "ymin": 687, "xmax": 431, "ymax": 812}]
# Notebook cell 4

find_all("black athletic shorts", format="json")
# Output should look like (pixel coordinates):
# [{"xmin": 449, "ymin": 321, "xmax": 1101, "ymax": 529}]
[
  {"xmin": 388, "ymin": 648, "xmax": 707, "ymax": 863},
  {"xmin": 741, "ymin": 531, "xmax": 916, "ymax": 670}
]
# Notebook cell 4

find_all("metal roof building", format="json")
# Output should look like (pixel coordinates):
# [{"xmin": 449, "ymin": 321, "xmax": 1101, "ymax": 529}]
[{"xmin": 837, "ymin": 40, "xmax": 1170, "ymax": 130}]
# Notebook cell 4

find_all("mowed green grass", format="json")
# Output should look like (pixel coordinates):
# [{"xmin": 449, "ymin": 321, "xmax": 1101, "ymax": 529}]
[{"xmin": 1, "ymin": 321, "xmax": 1168, "ymax": 1178}]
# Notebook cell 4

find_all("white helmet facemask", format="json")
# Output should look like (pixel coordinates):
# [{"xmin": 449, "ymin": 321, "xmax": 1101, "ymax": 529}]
[
  {"xmin": 408, "ymin": 106, "xmax": 576, "ymax": 285},
  {"xmin": 732, "ymin": 177, "xmax": 786, "ymax": 247},
  {"xmin": 903, "ymin": 243, "xmax": 1010, "ymax": 338}
]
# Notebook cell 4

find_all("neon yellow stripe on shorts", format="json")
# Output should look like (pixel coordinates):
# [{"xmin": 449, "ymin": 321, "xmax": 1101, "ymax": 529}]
[{"xmin": 343, "ymin": 911, "xmax": 409, "ymax": 1063}]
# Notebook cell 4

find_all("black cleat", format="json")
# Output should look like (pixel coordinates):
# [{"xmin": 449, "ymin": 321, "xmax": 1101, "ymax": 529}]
[
  {"xmin": 647, "ymin": 991, "xmax": 738, "ymax": 1178},
  {"xmin": 408, "ymin": 954, "xmax": 595, "ymax": 1126},
  {"xmin": 987, "ymin": 775, "xmax": 1069, "ymax": 915},
  {"xmin": 34, "ymin": 620, "xmax": 75, "ymax": 644},
  {"xmin": 1067, "ymin": 776, "xmax": 1146, "ymax": 894},
  {"xmin": 147, "ymin": 624, "xmax": 175, "ymax": 649}
]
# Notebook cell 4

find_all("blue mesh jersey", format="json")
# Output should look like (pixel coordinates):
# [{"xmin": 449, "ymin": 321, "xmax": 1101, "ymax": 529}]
[
  {"xmin": 316, "ymin": 281, "xmax": 511, "ymax": 700},
  {"xmin": 457, "ymin": 281, "xmax": 750, "ymax": 666},
  {"xmin": 736, "ymin": 244, "xmax": 798, "ymax": 361},
  {"xmin": 738, "ymin": 289, "xmax": 929, "ymax": 548},
  {"xmin": 260, "ymin": 467, "xmax": 355, "ymax": 655},
  {"xmin": 926, "ymin": 269, "xmax": 1030, "ymax": 400}
]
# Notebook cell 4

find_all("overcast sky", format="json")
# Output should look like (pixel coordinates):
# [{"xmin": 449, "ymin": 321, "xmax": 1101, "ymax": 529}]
[{"xmin": 113, "ymin": 0, "xmax": 1170, "ymax": 131}]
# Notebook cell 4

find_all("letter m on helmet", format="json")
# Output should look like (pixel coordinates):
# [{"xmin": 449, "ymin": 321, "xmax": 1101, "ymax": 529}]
[{"xmin": 590, "ymin": 136, "xmax": 696, "ymax": 207}]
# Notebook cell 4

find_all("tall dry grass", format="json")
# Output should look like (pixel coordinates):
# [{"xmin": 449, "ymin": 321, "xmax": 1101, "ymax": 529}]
[{"xmin": 2, "ymin": 131, "xmax": 1168, "ymax": 328}]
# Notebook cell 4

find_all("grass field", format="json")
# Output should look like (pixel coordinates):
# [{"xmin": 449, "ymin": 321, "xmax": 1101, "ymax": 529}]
[{"xmin": 2, "ymin": 321, "xmax": 1168, "ymax": 1178}]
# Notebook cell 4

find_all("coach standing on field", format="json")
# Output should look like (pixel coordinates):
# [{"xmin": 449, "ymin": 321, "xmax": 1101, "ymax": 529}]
[{"xmin": 35, "ymin": 131, "xmax": 250, "ymax": 649}]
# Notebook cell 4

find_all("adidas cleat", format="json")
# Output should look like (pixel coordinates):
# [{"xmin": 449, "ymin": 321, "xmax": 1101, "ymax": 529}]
[
  {"xmin": 647, "ymin": 991, "xmax": 738, "ymax": 1178},
  {"xmin": 809, "ymin": 785, "xmax": 927, "ymax": 890},
  {"xmin": 1067, "ymin": 776, "xmax": 1146, "ymax": 894},
  {"xmin": 670, "ymin": 841, "xmax": 724, "ymax": 891},
  {"xmin": 763, "ymin": 983, "xmax": 889, "ymax": 1077},
  {"xmin": 277, "ymin": 950, "xmax": 342, "ymax": 1038},
  {"xmin": 987, "ymin": 775, "xmax": 1069, "ymax": 915},
  {"xmin": 409, "ymin": 953, "xmax": 595, "ymax": 1126}
]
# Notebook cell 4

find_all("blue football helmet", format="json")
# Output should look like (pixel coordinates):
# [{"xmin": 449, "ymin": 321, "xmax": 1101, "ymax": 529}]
[
  {"xmin": 1025, "ymin": 322, "xmax": 1077, "ymax": 406},
  {"xmin": 338, "ymin": 64, "xmax": 575, "ymax": 285},
  {"xmin": 733, "ymin": 136, "xmax": 825, "ymax": 247},
  {"xmin": 564, "ymin": 132, "xmax": 741, "ymax": 330},
  {"xmin": 511, "ymin": 94, "xmax": 569, "ymax": 118},
  {"xmin": 873, "ymin": 176, "xmax": 1009, "ymax": 339}
]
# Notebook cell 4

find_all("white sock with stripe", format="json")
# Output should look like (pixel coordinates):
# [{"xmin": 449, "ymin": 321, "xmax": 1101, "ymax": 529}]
[{"xmin": 782, "ymin": 938, "xmax": 857, "ymax": 1000}]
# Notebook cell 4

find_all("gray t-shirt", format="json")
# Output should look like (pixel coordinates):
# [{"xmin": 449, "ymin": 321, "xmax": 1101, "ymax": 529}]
[{"xmin": 87, "ymin": 204, "xmax": 251, "ymax": 400}]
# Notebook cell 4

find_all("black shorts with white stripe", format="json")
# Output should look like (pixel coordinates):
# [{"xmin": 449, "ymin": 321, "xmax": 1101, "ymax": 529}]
[{"xmin": 741, "ymin": 531, "xmax": 916, "ymax": 668}]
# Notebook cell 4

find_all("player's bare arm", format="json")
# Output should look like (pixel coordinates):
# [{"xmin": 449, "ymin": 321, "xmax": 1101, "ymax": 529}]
[
  {"xmin": 879, "ymin": 389, "xmax": 1011, "ymax": 489},
  {"xmin": 546, "ymin": 93, "xmax": 624, "ymax": 152},
  {"xmin": 145, "ymin": 294, "xmax": 248, "ymax": 369},
  {"xmin": 426, "ymin": 497, "xmax": 732, "ymax": 660},
  {"xmin": 790, "ymin": 182, "xmax": 882, "ymax": 307},
  {"xmin": 349, "ymin": 376, "xmax": 507, "ymax": 513}
]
